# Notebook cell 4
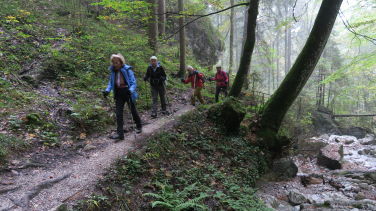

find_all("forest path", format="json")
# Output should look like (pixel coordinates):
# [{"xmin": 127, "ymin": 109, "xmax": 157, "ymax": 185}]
[{"xmin": 0, "ymin": 93, "xmax": 195, "ymax": 211}]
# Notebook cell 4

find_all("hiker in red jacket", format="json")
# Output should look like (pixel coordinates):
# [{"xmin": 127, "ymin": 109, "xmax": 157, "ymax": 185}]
[
  {"xmin": 208, "ymin": 66, "xmax": 229, "ymax": 102},
  {"xmin": 181, "ymin": 66, "xmax": 205, "ymax": 106}
]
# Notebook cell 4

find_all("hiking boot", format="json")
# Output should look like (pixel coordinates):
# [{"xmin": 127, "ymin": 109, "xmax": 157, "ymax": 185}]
[
  {"xmin": 109, "ymin": 134, "xmax": 124, "ymax": 141},
  {"xmin": 135, "ymin": 127, "xmax": 142, "ymax": 134}
]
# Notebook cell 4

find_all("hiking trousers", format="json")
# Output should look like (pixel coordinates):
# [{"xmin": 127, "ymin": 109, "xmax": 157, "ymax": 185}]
[
  {"xmin": 151, "ymin": 84, "xmax": 167, "ymax": 114},
  {"xmin": 191, "ymin": 87, "xmax": 204, "ymax": 105},
  {"xmin": 115, "ymin": 88, "xmax": 142, "ymax": 137},
  {"xmin": 215, "ymin": 86, "xmax": 228, "ymax": 102}
]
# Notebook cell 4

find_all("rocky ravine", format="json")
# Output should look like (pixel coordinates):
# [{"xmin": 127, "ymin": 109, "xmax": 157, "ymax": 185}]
[{"xmin": 258, "ymin": 133, "xmax": 376, "ymax": 211}]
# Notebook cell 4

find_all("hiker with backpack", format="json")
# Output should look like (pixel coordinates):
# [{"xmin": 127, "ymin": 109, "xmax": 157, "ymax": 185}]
[
  {"xmin": 181, "ymin": 66, "xmax": 205, "ymax": 106},
  {"xmin": 208, "ymin": 66, "xmax": 229, "ymax": 102},
  {"xmin": 102, "ymin": 53, "xmax": 142, "ymax": 141},
  {"xmin": 143, "ymin": 56, "xmax": 168, "ymax": 118}
]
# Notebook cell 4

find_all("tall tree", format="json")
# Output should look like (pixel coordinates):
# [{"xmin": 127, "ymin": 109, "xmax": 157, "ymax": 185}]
[
  {"xmin": 229, "ymin": 0, "xmax": 260, "ymax": 97},
  {"xmin": 148, "ymin": 0, "xmax": 158, "ymax": 53},
  {"xmin": 284, "ymin": 1, "xmax": 292, "ymax": 74},
  {"xmin": 158, "ymin": 0, "xmax": 166, "ymax": 36},
  {"xmin": 241, "ymin": 6, "xmax": 250, "ymax": 90},
  {"xmin": 177, "ymin": 0, "xmax": 186, "ymax": 77},
  {"xmin": 257, "ymin": 0, "xmax": 343, "ymax": 150},
  {"xmin": 229, "ymin": 0, "xmax": 235, "ymax": 81}
]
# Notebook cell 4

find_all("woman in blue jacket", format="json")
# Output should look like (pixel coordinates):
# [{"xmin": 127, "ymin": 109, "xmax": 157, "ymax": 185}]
[{"xmin": 103, "ymin": 54, "xmax": 142, "ymax": 140}]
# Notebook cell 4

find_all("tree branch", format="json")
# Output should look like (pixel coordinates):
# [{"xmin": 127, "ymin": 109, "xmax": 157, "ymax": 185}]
[
  {"xmin": 155, "ymin": 11, "xmax": 203, "ymax": 17},
  {"xmin": 339, "ymin": 10, "xmax": 376, "ymax": 45},
  {"xmin": 164, "ymin": 2, "xmax": 250, "ymax": 40},
  {"xmin": 293, "ymin": 0, "xmax": 298, "ymax": 22}
]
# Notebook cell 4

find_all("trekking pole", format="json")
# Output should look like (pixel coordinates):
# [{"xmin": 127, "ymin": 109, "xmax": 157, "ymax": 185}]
[
  {"xmin": 162, "ymin": 81, "xmax": 173, "ymax": 115},
  {"xmin": 127, "ymin": 97, "xmax": 137, "ymax": 140},
  {"xmin": 102, "ymin": 93, "xmax": 117, "ymax": 135},
  {"xmin": 144, "ymin": 80, "xmax": 150, "ymax": 109}
]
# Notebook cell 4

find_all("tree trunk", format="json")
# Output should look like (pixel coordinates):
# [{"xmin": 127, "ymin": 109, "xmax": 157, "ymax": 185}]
[
  {"xmin": 148, "ymin": 0, "xmax": 158, "ymax": 53},
  {"xmin": 158, "ymin": 0, "xmax": 166, "ymax": 36},
  {"xmin": 257, "ymin": 0, "xmax": 343, "ymax": 150},
  {"xmin": 229, "ymin": 0, "xmax": 259, "ymax": 97},
  {"xmin": 229, "ymin": 0, "xmax": 235, "ymax": 81},
  {"xmin": 177, "ymin": 0, "xmax": 186, "ymax": 77},
  {"xmin": 242, "ymin": 6, "xmax": 250, "ymax": 90},
  {"xmin": 287, "ymin": 26, "xmax": 292, "ymax": 73},
  {"xmin": 276, "ymin": 38, "xmax": 280, "ymax": 85}
]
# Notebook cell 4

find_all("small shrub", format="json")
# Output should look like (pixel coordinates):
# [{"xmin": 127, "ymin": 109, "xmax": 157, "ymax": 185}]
[
  {"xmin": 0, "ymin": 134, "xmax": 28, "ymax": 163},
  {"xmin": 70, "ymin": 98, "xmax": 111, "ymax": 133}
]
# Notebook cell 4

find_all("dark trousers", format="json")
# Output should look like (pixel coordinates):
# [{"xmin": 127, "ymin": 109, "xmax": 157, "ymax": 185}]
[
  {"xmin": 115, "ymin": 88, "xmax": 141, "ymax": 137},
  {"xmin": 215, "ymin": 86, "xmax": 228, "ymax": 102},
  {"xmin": 151, "ymin": 84, "xmax": 167, "ymax": 114}
]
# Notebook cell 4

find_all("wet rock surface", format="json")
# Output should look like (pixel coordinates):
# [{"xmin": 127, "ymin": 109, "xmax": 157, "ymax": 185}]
[
  {"xmin": 258, "ymin": 134, "xmax": 376, "ymax": 210},
  {"xmin": 317, "ymin": 144, "xmax": 343, "ymax": 170},
  {"xmin": 272, "ymin": 158, "xmax": 298, "ymax": 179}
]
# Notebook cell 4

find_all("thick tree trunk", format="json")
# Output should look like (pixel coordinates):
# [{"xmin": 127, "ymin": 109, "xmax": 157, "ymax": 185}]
[
  {"xmin": 158, "ymin": 0, "xmax": 166, "ymax": 36},
  {"xmin": 177, "ymin": 0, "xmax": 186, "ymax": 77},
  {"xmin": 148, "ymin": 0, "xmax": 158, "ymax": 53},
  {"xmin": 257, "ymin": 0, "xmax": 343, "ymax": 150},
  {"xmin": 242, "ymin": 6, "xmax": 250, "ymax": 90},
  {"xmin": 229, "ymin": 0, "xmax": 259, "ymax": 97},
  {"xmin": 229, "ymin": 0, "xmax": 235, "ymax": 80}
]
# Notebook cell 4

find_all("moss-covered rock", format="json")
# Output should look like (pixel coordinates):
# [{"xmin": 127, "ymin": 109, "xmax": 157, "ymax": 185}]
[
  {"xmin": 187, "ymin": 18, "xmax": 224, "ymax": 67},
  {"xmin": 208, "ymin": 97, "xmax": 246, "ymax": 134}
]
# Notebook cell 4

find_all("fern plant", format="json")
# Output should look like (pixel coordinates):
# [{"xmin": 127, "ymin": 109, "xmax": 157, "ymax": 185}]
[{"xmin": 143, "ymin": 182, "xmax": 209, "ymax": 211}]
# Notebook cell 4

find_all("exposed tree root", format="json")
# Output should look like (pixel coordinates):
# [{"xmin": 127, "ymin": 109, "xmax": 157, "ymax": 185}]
[
  {"xmin": 0, "ymin": 186, "xmax": 21, "ymax": 195},
  {"xmin": 9, "ymin": 173, "xmax": 72, "ymax": 210}
]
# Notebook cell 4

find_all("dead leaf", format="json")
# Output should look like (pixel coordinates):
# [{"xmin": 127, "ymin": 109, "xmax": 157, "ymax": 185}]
[
  {"xmin": 165, "ymin": 171, "xmax": 172, "ymax": 177},
  {"xmin": 79, "ymin": 133, "xmax": 86, "ymax": 140}
]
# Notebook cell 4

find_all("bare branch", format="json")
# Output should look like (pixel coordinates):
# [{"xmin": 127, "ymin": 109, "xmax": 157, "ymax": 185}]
[
  {"xmin": 339, "ymin": 10, "xmax": 376, "ymax": 45},
  {"xmin": 164, "ymin": 2, "xmax": 250, "ymax": 40},
  {"xmin": 292, "ymin": 0, "xmax": 298, "ymax": 22}
]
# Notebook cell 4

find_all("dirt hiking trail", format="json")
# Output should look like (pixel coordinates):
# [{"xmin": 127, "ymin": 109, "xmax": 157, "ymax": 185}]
[{"xmin": 0, "ymin": 96, "xmax": 194, "ymax": 211}]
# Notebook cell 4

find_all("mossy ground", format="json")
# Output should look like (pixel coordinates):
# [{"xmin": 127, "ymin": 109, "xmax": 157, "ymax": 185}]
[{"xmin": 75, "ymin": 107, "xmax": 271, "ymax": 210}]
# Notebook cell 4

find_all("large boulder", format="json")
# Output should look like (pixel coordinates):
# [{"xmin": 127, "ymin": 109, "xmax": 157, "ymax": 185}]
[
  {"xmin": 359, "ymin": 134, "xmax": 376, "ymax": 145},
  {"xmin": 297, "ymin": 137, "xmax": 329, "ymax": 155},
  {"xmin": 207, "ymin": 97, "xmax": 245, "ymax": 133},
  {"xmin": 328, "ymin": 135, "xmax": 357, "ymax": 145},
  {"xmin": 186, "ymin": 18, "xmax": 224, "ymax": 67},
  {"xmin": 311, "ymin": 106, "xmax": 341, "ymax": 135},
  {"xmin": 339, "ymin": 126, "xmax": 373, "ymax": 139},
  {"xmin": 272, "ymin": 158, "xmax": 298, "ymax": 179},
  {"xmin": 288, "ymin": 191, "xmax": 307, "ymax": 206},
  {"xmin": 317, "ymin": 144, "xmax": 343, "ymax": 170}
]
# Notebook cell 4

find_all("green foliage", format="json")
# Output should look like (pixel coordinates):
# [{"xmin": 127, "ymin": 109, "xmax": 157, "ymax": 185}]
[
  {"xmin": 40, "ymin": 131, "xmax": 59, "ymax": 147},
  {"xmin": 92, "ymin": 0, "xmax": 150, "ymax": 21},
  {"xmin": 214, "ymin": 184, "xmax": 272, "ymax": 211},
  {"xmin": 144, "ymin": 182, "xmax": 209, "ymax": 210},
  {"xmin": 0, "ymin": 134, "xmax": 28, "ymax": 163},
  {"xmin": 77, "ymin": 195, "xmax": 111, "ymax": 211},
  {"xmin": 70, "ymin": 98, "xmax": 112, "ymax": 133}
]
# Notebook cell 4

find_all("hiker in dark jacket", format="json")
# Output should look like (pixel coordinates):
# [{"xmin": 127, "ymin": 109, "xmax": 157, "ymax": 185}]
[
  {"xmin": 208, "ymin": 66, "xmax": 229, "ymax": 102},
  {"xmin": 102, "ymin": 53, "xmax": 142, "ymax": 141},
  {"xmin": 143, "ymin": 56, "xmax": 168, "ymax": 118}
]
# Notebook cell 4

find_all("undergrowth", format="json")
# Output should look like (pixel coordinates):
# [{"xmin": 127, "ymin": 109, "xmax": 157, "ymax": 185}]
[{"xmin": 75, "ymin": 108, "xmax": 271, "ymax": 210}]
